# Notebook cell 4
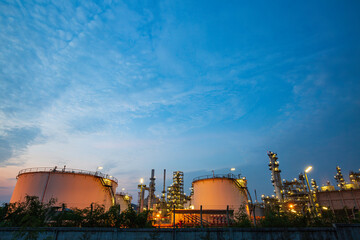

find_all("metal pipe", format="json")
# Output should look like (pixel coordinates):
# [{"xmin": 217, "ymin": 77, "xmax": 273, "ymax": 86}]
[
  {"xmin": 140, "ymin": 185, "xmax": 144, "ymax": 212},
  {"xmin": 200, "ymin": 205, "xmax": 203, "ymax": 228},
  {"xmin": 226, "ymin": 205, "xmax": 230, "ymax": 227}
]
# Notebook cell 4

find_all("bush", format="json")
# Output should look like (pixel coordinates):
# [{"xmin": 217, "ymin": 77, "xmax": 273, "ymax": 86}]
[
  {"xmin": 233, "ymin": 205, "xmax": 252, "ymax": 227},
  {"xmin": 0, "ymin": 196, "xmax": 153, "ymax": 228}
]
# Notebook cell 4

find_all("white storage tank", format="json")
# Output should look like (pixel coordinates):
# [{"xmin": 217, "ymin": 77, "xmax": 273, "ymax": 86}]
[
  {"xmin": 115, "ymin": 192, "xmax": 132, "ymax": 212},
  {"xmin": 192, "ymin": 174, "xmax": 249, "ymax": 213},
  {"xmin": 10, "ymin": 167, "xmax": 118, "ymax": 210}
]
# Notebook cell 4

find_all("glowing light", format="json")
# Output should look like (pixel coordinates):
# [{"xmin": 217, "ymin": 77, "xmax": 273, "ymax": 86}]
[
  {"xmin": 305, "ymin": 166, "xmax": 313, "ymax": 173},
  {"xmin": 322, "ymin": 206, "xmax": 328, "ymax": 210},
  {"xmin": 122, "ymin": 188, "xmax": 125, "ymax": 191},
  {"xmin": 230, "ymin": 168, "xmax": 236, "ymax": 171},
  {"xmin": 190, "ymin": 205, "xmax": 194, "ymax": 209},
  {"xmin": 97, "ymin": 166, "xmax": 103, "ymax": 170},
  {"xmin": 140, "ymin": 178, "xmax": 144, "ymax": 184},
  {"xmin": 289, "ymin": 204, "xmax": 294, "ymax": 209}
]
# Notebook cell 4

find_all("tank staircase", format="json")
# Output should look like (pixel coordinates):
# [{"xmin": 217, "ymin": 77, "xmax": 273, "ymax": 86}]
[
  {"xmin": 233, "ymin": 178, "xmax": 253, "ymax": 200},
  {"xmin": 99, "ymin": 178, "xmax": 115, "ymax": 206},
  {"xmin": 233, "ymin": 179, "xmax": 245, "ymax": 190},
  {"xmin": 233, "ymin": 178, "xmax": 255, "ymax": 221}
]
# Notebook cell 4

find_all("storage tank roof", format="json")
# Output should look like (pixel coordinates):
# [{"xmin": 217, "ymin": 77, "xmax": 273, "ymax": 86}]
[
  {"xmin": 17, "ymin": 167, "xmax": 118, "ymax": 183},
  {"xmin": 193, "ymin": 173, "xmax": 243, "ymax": 183}
]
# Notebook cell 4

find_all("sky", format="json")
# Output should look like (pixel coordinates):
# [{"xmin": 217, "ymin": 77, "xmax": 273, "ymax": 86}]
[{"xmin": 0, "ymin": 0, "xmax": 360, "ymax": 204}]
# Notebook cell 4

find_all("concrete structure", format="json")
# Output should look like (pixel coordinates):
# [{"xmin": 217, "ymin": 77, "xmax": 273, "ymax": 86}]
[
  {"xmin": 10, "ymin": 167, "xmax": 118, "ymax": 210},
  {"xmin": 191, "ymin": 174, "xmax": 248, "ymax": 212}
]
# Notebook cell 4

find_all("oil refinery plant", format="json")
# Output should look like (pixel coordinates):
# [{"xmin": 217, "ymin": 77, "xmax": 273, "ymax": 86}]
[
  {"xmin": 262, "ymin": 151, "xmax": 360, "ymax": 219},
  {"xmin": 9, "ymin": 151, "xmax": 360, "ymax": 226}
]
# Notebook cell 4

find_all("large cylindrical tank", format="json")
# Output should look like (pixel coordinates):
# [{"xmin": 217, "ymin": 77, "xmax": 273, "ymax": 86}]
[
  {"xmin": 10, "ymin": 167, "xmax": 118, "ymax": 210},
  {"xmin": 192, "ymin": 175, "xmax": 249, "ymax": 212}
]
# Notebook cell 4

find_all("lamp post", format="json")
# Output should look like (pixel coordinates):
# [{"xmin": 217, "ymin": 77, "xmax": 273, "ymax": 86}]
[{"xmin": 304, "ymin": 166, "xmax": 316, "ymax": 215}]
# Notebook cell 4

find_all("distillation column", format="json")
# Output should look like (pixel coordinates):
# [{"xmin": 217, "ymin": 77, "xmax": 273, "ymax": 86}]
[
  {"xmin": 148, "ymin": 169, "xmax": 156, "ymax": 210},
  {"xmin": 267, "ymin": 151, "xmax": 283, "ymax": 201}
]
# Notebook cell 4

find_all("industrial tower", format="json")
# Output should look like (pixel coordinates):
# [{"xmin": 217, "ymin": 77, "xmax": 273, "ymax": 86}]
[
  {"xmin": 334, "ymin": 166, "xmax": 346, "ymax": 189},
  {"xmin": 147, "ymin": 169, "xmax": 156, "ymax": 210},
  {"xmin": 267, "ymin": 151, "xmax": 283, "ymax": 201},
  {"xmin": 167, "ymin": 171, "xmax": 186, "ymax": 209}
]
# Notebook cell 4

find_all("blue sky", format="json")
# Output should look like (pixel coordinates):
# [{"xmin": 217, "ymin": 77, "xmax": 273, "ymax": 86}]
[{"xmin": 1, "ymin": 0, "xmax": 360, "ymax": 203}]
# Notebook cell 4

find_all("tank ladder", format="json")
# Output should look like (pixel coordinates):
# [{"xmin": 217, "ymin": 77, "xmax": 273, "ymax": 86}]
[{"xmin": 99, "ymin": 178, "xmax": 116, "ymax": 206}]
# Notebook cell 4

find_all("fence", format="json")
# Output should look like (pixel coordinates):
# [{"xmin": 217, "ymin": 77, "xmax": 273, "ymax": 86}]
[{"xmin": 0, "ymin": 224, "xmax": 359, "ymax": 240}]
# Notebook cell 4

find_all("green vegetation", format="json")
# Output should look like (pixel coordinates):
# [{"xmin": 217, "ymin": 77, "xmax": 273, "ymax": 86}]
[
  {"xmin": 231, "ymin": 204, "xmax": 360, "ymax": 228},
  {"xmin": 1, "ymin": 197, "xmax": 358, "ymax": 229},
  {"xmin": 233, "ymin": 205, "xmax": 252, "ymax": 227},
  {"xmin": 0, "ymin": 195, "xmax": 152, "ymax": 228},
  {"xmin": 258, "ymin": 208, "xmax": 360, "ymax": 228}
]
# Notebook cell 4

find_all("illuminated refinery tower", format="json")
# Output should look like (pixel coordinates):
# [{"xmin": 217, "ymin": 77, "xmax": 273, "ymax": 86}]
[
  {"xmin": 159, "ymin": 169, "xmax": 168, "ymax": 216},
  {"xmin": 349, "ymin": 169, "xmax": 360, "ymax": 184},
  {"xmin": 147, "ymin": 169, "xmax": 156, "ymax": 210},
  {"xmin": 267, "ymin": 151, "xmax": 283, "ymax": 201},
  {"xmin": 167, "ymin": 171, "xmax": 186, "ymax": 209},
  {"xmin": 161, "ymin": 169, "xmax": 167, "ymax": 203},
  {"xmin": 334, "ymin": 166, "xmax": 346, "ymax": 189}
]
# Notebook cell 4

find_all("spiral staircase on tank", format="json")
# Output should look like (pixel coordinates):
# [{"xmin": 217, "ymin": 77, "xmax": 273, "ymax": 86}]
[
  {"xmin": 232, "ymin": 178, "xmax": 253, "ymax": 203},
  {"xmin": 99, "ymin": 177, "xmax": 116, "ymax": 206}
]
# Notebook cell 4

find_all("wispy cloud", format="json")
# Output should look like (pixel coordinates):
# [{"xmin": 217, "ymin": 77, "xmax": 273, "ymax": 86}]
[{"xmin": 0, "ymin": 127, "xmax": 42, "ymax": 166}]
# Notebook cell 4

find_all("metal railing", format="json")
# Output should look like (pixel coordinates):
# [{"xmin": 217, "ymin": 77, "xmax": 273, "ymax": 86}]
[
  {"xmin": 116, "ymin": 192, "xmax": 132, "ymax": 198},
  {"xmin": 193, "ymin": 173, "xmax": 241, "ymax": 182},
  {"xmin": 17, "ymin": 167, "xmax": 118, "ymax": 183}
]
